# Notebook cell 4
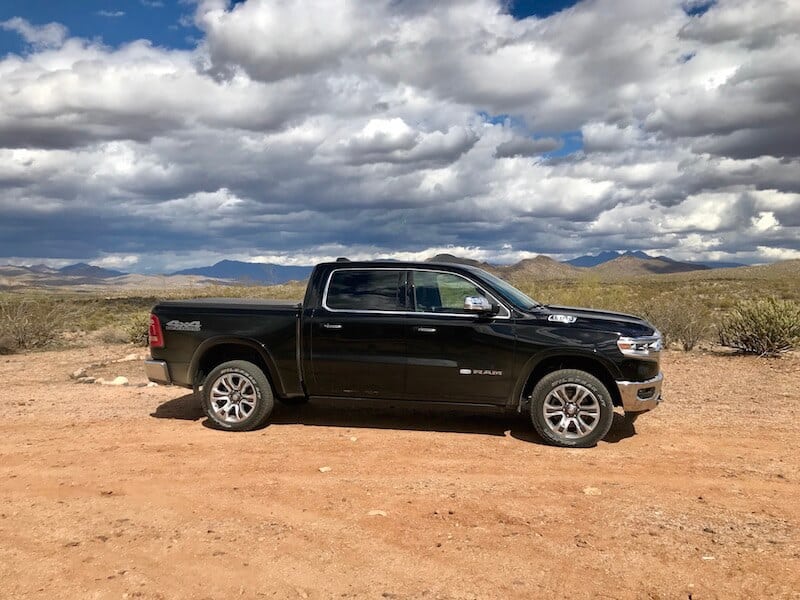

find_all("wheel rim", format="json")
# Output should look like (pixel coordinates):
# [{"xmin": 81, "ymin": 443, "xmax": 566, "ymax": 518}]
[
  {"xmin": 209, "ymin": 372, "xmax": 258, "ymax": 424},
  {"xmin": 542, "ymin": 383, "xmax": 601, "ymax": 441}
]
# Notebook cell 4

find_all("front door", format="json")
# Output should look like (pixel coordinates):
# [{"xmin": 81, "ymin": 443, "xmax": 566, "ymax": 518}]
[
  {"xmin": 309, "ymin": 268, "xmax": 408, "ymax": 399},
  {"xmin": 404, "ymin": 269, "xmax": 516, "ymax": 404}
]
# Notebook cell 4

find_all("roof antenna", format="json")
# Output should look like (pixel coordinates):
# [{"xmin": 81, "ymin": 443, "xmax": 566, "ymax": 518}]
[{"xmin": 335, "ymin": 257, "xmax": 350, "ymax": 262}]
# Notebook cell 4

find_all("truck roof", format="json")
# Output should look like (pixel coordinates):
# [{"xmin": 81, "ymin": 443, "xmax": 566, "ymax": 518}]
[{"xmin": 316, "ymin": 260, "xmax": 489, "ymax": 274}]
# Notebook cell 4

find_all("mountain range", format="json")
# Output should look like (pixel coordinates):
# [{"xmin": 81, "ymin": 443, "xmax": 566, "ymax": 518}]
[
  {"xmin": 0, "ymin": 252, "xmax": 754, "ymax": 289},
  {"xmin": 171, "ymin": 260, "xmax": 313, "ymax": 285},
  {"xmin": 565, "ymin": 250, "xmax": 744, "ymax": 270}
]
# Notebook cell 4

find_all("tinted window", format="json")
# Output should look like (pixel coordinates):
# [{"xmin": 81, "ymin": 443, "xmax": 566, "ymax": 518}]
[
  {"xmin": 413, "ymin": 271, "xmax": 483, "ymax": 314},
  {"xmin": 326, "ymin": 270, "xmax": 406, "ymax": 311}
]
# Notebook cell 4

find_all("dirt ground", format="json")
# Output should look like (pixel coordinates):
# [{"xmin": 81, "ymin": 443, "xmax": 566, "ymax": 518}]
[{"xmin": 1, "ymin": 345, "xmax": 798, "ymax": 600}]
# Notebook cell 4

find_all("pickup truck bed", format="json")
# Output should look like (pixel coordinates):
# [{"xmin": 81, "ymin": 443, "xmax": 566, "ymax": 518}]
[{"xmin": 148, "ymin": 298, "xmax": 304, "ymax": 398}]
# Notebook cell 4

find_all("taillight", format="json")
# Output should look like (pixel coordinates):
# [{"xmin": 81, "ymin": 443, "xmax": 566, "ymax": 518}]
[{"xmin": 149, "ymin": 314, "xmax": 164, "ymax": 348}]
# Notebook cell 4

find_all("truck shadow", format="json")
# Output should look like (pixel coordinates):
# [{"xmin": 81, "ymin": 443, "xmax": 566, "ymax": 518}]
[{"xmin": 152, "ymin": 394, "xmax": 637, "ymax": 445}]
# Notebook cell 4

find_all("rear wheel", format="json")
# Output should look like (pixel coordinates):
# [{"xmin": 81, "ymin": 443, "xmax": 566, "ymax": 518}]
[
  {"xmin": 529, "ymin": 369, "xmax": 614, "ymax": 448},
  {"xmin": 201, "ymin": 360, "xmax": 274, "ymax": 431}
]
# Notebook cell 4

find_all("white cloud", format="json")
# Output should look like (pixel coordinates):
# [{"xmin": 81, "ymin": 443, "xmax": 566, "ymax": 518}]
[
  {"xmin": 92, "ymin": 254, "xmax": 140, "ymax": 269},
  {"xmin": 0, "ymin": 17, "xmax": 67, "ymax": 50},
  {"xmin": 0, "ymin": 0, "xmax": 798, "ymax": 269}
]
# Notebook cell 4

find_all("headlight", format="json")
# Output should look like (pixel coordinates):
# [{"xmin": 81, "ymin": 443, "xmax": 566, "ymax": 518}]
[{"xmin": 617, "ymin": 334, "xmax": 662, "ymax": 358}]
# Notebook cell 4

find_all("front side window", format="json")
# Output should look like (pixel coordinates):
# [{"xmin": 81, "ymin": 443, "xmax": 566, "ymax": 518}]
[
  {"xmin": 326, "ymin": 269, "xmax": 406, "ymax": 311},
  {"xmin": 413, "ymin": 271, "xmax": 485, "ymax": 314}
]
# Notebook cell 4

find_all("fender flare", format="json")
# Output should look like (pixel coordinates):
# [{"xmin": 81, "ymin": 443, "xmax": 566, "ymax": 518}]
[
  {"xmin": 188, "ymin": 336, "xmax": 286, "ymax": 397},
  {"xmin": 510, "ymin": 349, "xmax": 622, "ymax": 410}
]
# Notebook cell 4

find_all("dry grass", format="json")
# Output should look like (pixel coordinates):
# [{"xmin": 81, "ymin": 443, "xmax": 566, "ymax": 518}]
[{"xmin": 1, "ymin": 265, "xmax": 798, "ymax": 354}]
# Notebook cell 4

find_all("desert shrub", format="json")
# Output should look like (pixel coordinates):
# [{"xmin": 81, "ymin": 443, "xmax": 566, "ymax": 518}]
[
  {"xmin": 717, "ymin": 298, "xmax": 800, "ymax": 356},
  {"xmin": 0, "ymin": 297, "xmax": 77, "ymax": 351},
  {"xmin": 641, "ymin": 295, "xmax": 711, "ymax": 351},
  {"xmin": 94, "ymin": 326, "xmax": 130, "ymax": 344},
  {"xmin": 123, "ymin": 312, "xmax": 151, "ymax": 346}
]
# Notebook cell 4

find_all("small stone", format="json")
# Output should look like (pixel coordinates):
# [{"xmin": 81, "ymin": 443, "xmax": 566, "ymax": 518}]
[
  {"xmin": 147, "ymin": 382, "xmax": 158, "ymax": 387},
  {"xmin": 350, "ymin": 436, "xmax": 358, "ymax": 442},
  {"xmin": 79, "ymin": 377, "xmax": 96, "ymax": 384},
  {"xmin": 582, "ymin": 487, "xmax": 601, "ymax": 496},
  {"xmin": 71, "ymin": 368, "xmax": 86, "ymax": 379},
  {"xmin": 701, "ymin": 556, "xmax": 715, "ymax": 560},
  {"xmin": 318, "ymin": 466, "xmax": 332, "ymax": 473},
  {"xmin": 99, "ymin": 376, "xmax": 128, "ymax": 386},
  {"xmin": 367, "ymin": 510, "xmax": 387, "ymax": 517},
  {"xmin": 703, "ymin": 527, "xmax": 716, "ymax": 534}
]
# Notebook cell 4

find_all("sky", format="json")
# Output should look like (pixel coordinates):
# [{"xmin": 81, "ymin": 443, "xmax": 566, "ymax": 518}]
[{"xmin": 0, "ymin": 0, "xmax": 799, "ymax": 273}]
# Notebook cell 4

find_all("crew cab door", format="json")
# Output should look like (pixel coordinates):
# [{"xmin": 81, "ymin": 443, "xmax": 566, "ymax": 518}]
[
  {"xmin": 308, "ymin": 268, "xmax": 408, "ymax": 399},
  {"xmin": 404, "ymin": 269, "xmax": 516, "ymax": 405}
]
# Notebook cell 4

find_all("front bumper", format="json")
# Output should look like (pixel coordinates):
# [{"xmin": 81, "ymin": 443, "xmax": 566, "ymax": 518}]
[
  {"xmin": 616, "ymin": 373, "xmax": 663, "ymax": 413},
  {"xmin": 144, "ymin": 359, "xmax": 171, "ymax": 385}
]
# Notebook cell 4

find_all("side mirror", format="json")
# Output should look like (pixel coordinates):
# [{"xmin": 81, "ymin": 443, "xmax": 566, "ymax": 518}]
[{"xmin": 464, "ymin": 296, "xmax": 499, "ymax": 315}]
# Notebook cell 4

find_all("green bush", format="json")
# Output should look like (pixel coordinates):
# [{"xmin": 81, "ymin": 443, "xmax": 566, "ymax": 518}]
[
  {"xmin": 641, "ymin": 295, "xmax": 711, "ymax": 351},
  {"xmin": 0, "ymin": 297, "xmax": 77, "ymax": 352},
  {"xmin": 123, "ymin": 312, "xmax": 151, "ymax": 346},
  {"xmin": 717, "ymin": 298, "xmax": 800, "ymax": 356}
]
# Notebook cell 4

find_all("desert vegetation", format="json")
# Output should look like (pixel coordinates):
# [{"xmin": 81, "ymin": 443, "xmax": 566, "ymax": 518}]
[
  {"xmin": 1, "ymin": 264, "xmax": 798, "ymax": 356},
  {"xmin": 717, "ymin": 298, "xmax": 800, "ymax": 356}
]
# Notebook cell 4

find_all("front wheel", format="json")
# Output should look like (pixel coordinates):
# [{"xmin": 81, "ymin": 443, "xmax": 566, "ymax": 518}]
[
  {"xmin": 201, "ymin": 360, "xmax": 274, "ymax": 431},
  {"xmin": 529, "ymin": 369, "xmax": 614, "ymax": 448}
]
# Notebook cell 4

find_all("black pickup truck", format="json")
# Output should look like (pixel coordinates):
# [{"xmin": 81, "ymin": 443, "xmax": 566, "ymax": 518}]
[{"xmin": 145, "ymin": 260, "xmax": 662, "ymax": 447}]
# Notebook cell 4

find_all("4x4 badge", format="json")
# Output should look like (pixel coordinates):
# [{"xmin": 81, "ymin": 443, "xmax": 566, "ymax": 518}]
[{"xmin": 165, "ymin": 320, "xmax": 201, "ymax": 332}]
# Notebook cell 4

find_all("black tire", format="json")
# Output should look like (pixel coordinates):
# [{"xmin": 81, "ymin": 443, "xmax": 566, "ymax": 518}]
[
  {"xmin": 201, "ymin": 360, "xmax": 274, "ymax": 431},
  {"xmin": 529, "ymin": 369, "xmax": 614, "ymax": 448}
]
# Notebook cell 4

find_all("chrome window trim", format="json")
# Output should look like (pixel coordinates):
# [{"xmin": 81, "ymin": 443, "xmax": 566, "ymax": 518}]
[{"xmin": 321, "ymin": 267, "xmax": 512, "ymax": 320}]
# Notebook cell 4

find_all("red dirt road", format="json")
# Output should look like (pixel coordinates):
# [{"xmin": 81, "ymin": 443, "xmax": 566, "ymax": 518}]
[{"xmin": 1, "ymin": 345, "xmax": 799, "ymax": 599}]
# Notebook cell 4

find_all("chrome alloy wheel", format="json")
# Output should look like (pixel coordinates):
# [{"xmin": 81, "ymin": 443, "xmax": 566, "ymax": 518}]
[
  {"xmin": 542, "ymin": 383, "xmax": 601, "ymax": 441},
  {"xmin": 209, "ymin": 372, "xmax": 258, "ymax": 424}
]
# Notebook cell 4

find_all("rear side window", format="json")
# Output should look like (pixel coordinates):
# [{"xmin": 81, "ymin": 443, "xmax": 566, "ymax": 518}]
[{"xmin": 326, "ymin": 270, "xmax": 406, "ymax": 311}]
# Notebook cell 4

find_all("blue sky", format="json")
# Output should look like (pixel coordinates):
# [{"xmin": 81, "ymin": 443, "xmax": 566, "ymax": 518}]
[
  {"xmin": 0, "ymin": 1, "xmax": 579, "ymax": 56},
  {"xmin": 0, "ymin": 0, "xmax": 798, "ymax": 271},
  {"xmin": 0, "ymin": 1, "xmax": 199, "ymax": 55}
]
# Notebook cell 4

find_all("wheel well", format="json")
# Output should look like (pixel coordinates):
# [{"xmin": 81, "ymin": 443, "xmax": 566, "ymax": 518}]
[
  {"xmin": 521, "ymin": 356, "xmax": 621, "ymax": 409},
  {"xmin": 195, "ymin": 344, "xmax": 273, "ymax": 390}
]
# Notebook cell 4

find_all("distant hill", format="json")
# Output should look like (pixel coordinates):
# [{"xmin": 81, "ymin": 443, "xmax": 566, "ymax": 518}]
[
  {"xmin": 426, "ymin": 253, "xmax": 493, "ymax": 269},
  {"xmin": 499, "ymin": 255, "xmax": 583, "ymax": 280},
  {"xmin": 671, "ymin": 259, "xmax": 800, "ymax": 281},
  {"xmin": 592, "ymin": 255, "xmax": 710, "ymax": 276},
  {"xmin": 58, "ymin": 262, "xmax": 126, "ymax": 278},
  {"xmin": 688, "ymin": 260, "xmax": 746, "ymax": 269},
  {"xmin": 567, "ymin": 250, "xmax": 650, "ymax": 267},
  {"xmin": 28, "ymin": 264, "xmax": 59, "ymax": 274},
  {"xmin": 567, "ymin": 250, "xmax": 743, "ymax": 270},
  {"xmin": 172, "ymin": 260, "xmax": 313, "ymax": 284},
  {"xmin": 0, "ymin": 263, "xmax": 223, "ymax": 290}
]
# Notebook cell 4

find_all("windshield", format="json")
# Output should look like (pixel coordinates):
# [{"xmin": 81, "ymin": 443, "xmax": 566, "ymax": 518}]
[{"xmin": 469, "ymin": 268, "xmax": 540, "ymax": 310}]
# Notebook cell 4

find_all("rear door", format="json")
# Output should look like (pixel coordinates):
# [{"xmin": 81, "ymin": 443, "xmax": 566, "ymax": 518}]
[
  {"xmin": 404, "ymin": 269, "xmax": 516, "ymax": 404},
  {"xmin": 308, "ymin": 268, "xmax": 408, "ymax": 399}
]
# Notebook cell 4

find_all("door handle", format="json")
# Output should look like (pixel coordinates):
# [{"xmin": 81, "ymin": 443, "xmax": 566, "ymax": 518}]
[
  {"xmin": 322, "ymin": 323, "xmax": 343, "ymax": 330},
  {"xmin": 415, "ymin": 326, "xmax": 437, "ymax": 333}
]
